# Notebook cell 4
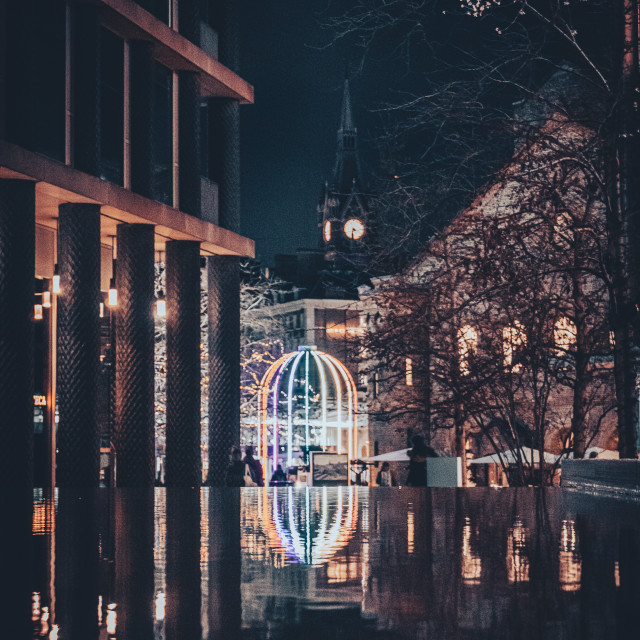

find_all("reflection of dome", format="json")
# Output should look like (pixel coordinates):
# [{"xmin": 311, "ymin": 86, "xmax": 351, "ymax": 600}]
[{"xmin": 261, "ymin": 486, "xmax": 358, "ymax": 565}]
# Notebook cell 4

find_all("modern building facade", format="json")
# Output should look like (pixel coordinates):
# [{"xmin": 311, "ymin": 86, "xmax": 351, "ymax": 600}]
[{"xmin": 0, "ymin": 0, "xmax": 254, "ymax": 487}]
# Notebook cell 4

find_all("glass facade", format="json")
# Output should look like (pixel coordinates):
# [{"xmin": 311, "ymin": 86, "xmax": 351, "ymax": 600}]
[{"xmin": 152, "ymin": 62, "xmax": 173, "ymax": 205}]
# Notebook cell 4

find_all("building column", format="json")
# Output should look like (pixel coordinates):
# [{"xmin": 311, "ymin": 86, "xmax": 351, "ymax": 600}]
[
  {"xmin": 129, "ymin": 41, "xmax": 154, "ymax": 199},
  {"xmin": 0, "ymin": 179, "xmax": 35, "ymax": 487},
  {"xmin": 56, "ymin": 203, "xmax": 101, "ymax": 486},
  {"xmin": 165, "ymin": 241, "xmax": 202, "ymax": 486},
  {"xmin": 72, "ymin": 2, "xmax": 101, "ymax": 176},
  {"xmin": 115, "ymin": 224, "xmax": 155, "ymax": 486},
  {"xmin": 178, "ymin": 71, "xmax": 201, "ymax": 218},
  {"xmin": 207, "ymin": 256, "xmax": 240, "ymax": 485}
]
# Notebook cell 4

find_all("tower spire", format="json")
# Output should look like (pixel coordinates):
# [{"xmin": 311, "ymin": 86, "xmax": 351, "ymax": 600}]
[{"xmin": 333, "ymin": 69, "xmax": 361, "ymax": 193}]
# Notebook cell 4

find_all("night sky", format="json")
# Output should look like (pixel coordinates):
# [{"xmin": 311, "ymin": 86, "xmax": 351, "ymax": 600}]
[{"xmin": 239, "ymin": 1, "xmax": 387, "ymax": 267}]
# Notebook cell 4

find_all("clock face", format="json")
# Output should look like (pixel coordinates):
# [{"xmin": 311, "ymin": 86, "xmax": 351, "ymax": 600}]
[
  {"xmin": 323, "ymin": 220, "xmax": 331, "ymax": 242},
  {"xmin": 343, "ymin": 218, "xmax": 365, "ymax": 240}
]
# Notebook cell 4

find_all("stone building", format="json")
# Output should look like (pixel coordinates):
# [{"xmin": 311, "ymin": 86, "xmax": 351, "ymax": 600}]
[
  {"xmin": 0, "ymin": 0, "xmax": 254, "ymax": 487},
  {"xmin": 363, "ymin": 115, "xmax": 618, "ymax": 482}
]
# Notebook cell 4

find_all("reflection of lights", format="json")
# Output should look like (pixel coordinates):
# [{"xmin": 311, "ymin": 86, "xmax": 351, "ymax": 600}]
[
  {"xmin": 106, "ymin": 603, "xmax": 117, "ymax": 634},
  {"xmin": 40, "ymin": 607, "xmax": 50, "ymax": 635},
  {"xmin": 407, "ymin": 504, "xmax": 415, "ymax": 554},
  {"xmin": 507, "ymin": 517, "xmax": 529, "ymax": 584},
  {"xmin": 559, "ymin": 520, "xmax": 581, "ymax": 592},
  {"xmin": 462, "ymin": 517, "xmax": 482, "ymax": 586},
  {"xmin": 98, "ymin": 595, "xmax": 103, "ymax": 625},
  {"xmin": 50, "ymin": 624, "xmax": 59, "ymax": 640},
  {"xmin": 262, "ymin": 486, "xmax": 358, "ymax": 566},
  {"xmin": 32, "ymin": 592, "xmax": 41, "ymax": 621},
  {"xmin": 155, "ymin": 591, "xmax": 166, "ymax": 621},
  {"xmin": 615, "ymin": 560, "xmax": 620, "ymax": 588}
]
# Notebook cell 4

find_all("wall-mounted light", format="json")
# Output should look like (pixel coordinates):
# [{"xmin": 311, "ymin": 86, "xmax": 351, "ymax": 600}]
[
  {"xmin": 52, "ymin": 264, "xmax": 60, "ymax": 294},
  {"xmin": 42, "ymin": 290, "xmax": 52, "ymax": 308},
  {"xmin": 156, "ymin": 291, "xmax": 166, "ymax": 317},
  {"xmin": 99, "ymin": 301, "xmax": 105, "ymax": 318},
  {"xmin": 34, "ymin": 304, "xmax": 43, "ymax": 320},
  {"xmin": 108, "ymin": 237, "xmax": 117, "ymax": 307}
]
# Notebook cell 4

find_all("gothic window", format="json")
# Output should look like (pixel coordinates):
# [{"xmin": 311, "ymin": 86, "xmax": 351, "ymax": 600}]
[
  {"xmin": 554, "ymin": 317, "xmax": 576, "ymax": 356},
  {"xmin": 457, "ymin": 325, "xmax": 478, "ymax": 376},
  {"xmin": 503, "ymin": 321, "xmax": 526, "ymax": 372}
]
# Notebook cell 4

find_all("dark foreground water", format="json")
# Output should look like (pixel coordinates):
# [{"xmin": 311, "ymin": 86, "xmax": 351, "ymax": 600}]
[{"xmin": 4, "ymin": 487, "xmax": 640, "ymax": 639}]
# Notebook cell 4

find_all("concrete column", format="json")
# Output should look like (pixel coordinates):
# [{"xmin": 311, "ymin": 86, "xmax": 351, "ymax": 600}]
[
  {"xmin": 178, "ymin": 71, "xmax": 201, "ymax": 218},
  {"xmin": 129, "ymin": 41, "xmax": 154, "ymax": 199},
  {"xmin": 72, "ymin": 2, "xmax": 101, "ymax": 176},
  {"xmin": 211, "ymin": 100, "xmax": 240, "ymax": 233},
  {"xmin": 165, "ymin": 240, "xmax": 202, "ymax": 486},
  {"xmin": 0, "ymin": 179, "xmax": 35, "ymax": 488},
  {"xmin": 56, "ymin": 202, "xmax": 101, "ymax": 486},
  {"xmin": 207, "ymin": 256, "xmax": 240, "ymax": 485},
  {"xmin": 115, "ymin": 224, "xmax": 155, "ymax": 486}
]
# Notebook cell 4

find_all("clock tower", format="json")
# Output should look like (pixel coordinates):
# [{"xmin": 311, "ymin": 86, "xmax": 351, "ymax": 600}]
[{"xmin": 318, "ymin": 72, "xmax": 369, "ymax": 273}]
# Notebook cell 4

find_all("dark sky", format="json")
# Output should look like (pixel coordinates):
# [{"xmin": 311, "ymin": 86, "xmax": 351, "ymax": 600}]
[{"xmin": 239, "ymin": 1, "xmax": 372, "ymax": 267}]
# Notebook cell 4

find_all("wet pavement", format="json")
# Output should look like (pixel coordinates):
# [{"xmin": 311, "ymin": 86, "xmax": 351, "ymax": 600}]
[{"xmin": 6, "ymin": 486, "xmax": 640, "ymax": 639}]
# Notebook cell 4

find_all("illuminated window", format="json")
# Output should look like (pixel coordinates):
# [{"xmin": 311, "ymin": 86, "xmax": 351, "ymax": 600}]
[
  {"xmin": 503, "ymin": 321, "xmax": 526, "ymax": 372},
  {"xmin": 457, "ymin": 325, "xmax": 478, "ymax": 376},
  {"xmin": 554, "ymin": 317, "xmax": 576, "ymax": 355},
  {"xmin": 405, "ymin": 357, "xmax": 413, "ymax": 386},
  {"xmin": 323, "ymin": 220, "xmax": 331, "ymax": 242}
]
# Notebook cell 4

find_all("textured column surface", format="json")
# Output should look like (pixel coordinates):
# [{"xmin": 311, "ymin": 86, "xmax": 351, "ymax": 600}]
[
  {"xmin": 212, "ymin": 100, "xmax": 241, "ymax": 234},
  {"xmin": 0, "ymin": 179, "xmax": 35, "ymax": 487},
  {"xmin": 207, "ymin": 256, "xmax": 240, "ymax": 485},
  {"xmin": 178, "ymin": 71, "xmax": 201, "ymax": 218},
  {"xmin": 115, "ymin": 224, "xmax": 155, "ymax": 486},
  {"xmin": 72, "ymin": 3, "xmax": 101, "ymax": 176},
  {"xmin": 165, "ymin": 241, "xmax": 202, "ymax": 486},
  {"xmin": 130, "ymin": 41, "xmax": 154, "ymax": 199},
  {"xmin": 57, "ymin": 203, "xmax": 101, "ymax": 486}
]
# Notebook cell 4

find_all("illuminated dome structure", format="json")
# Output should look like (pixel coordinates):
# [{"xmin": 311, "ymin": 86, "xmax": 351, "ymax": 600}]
[{"xmin": 257, "ymin": 346, "xmax": 358, "ymax": 468}]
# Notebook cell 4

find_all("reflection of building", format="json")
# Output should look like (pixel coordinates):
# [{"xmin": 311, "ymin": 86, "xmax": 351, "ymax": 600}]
[{"xmin": 1, "ymin": 0, "xmax": 254, "ymax": 486}]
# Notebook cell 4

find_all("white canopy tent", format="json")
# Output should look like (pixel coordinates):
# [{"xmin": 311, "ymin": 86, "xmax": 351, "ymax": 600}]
[
  {"xmin": 360, "ymin": 448, "xmax": 410, "ymax": 463},
  {"xmin": 470, "ymin": 446, "xmax": 561, "ymax": 465}
]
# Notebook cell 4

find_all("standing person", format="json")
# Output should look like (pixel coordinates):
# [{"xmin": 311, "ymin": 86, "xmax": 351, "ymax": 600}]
[
  {"xmin": 225, "ymin": 446, "xmax": 245, "ymax": 487},
  {"xmin": 406, "ymin": 435, "xmax": 438, "ymax": 487},
  {"xmin": 270, "ymin": 464, "xmax": 287, "ymax": 485},
  {"xmin": 376, "ymin": 461, "xmax": 397, "ymax": 486},
  {"xmin": 243, "ymin": 446, "xmax": 264, "ymax": 487}
]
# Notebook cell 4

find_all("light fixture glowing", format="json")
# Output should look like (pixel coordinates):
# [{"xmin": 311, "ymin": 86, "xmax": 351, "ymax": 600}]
[
  {"xmin": 42, "ymin": 290, "xmax": 51, "ymax": 308},
  {"xmin": 34, "ymin": 304, "xmax": 43, "ymax": 320},
  {"xmin": 323, "ymin": 220, "xmax": 331, "ymax": 242},
  {"xmin": 53, "ymin": 264, "xmax": 60, "ymax": 294},
  {"xmin": 156, "ymin": 291, "xmax": 166, "ymax": 317},
  {"xmin": 106, "ymin": 603, "xmax": 117, "ymax": 634},
  {"xmin": 155, "ymin": 591, "xmax": 165, "ymax": 622},
  {"xmin": 108, "ymin": 279, "xmax": 117, "ymax": 307},
  {"xmin": 99, "ymin": 302, "xmax": 105, "ymax": 318}
]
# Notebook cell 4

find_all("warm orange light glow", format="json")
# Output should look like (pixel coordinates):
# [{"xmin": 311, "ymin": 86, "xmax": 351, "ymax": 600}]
[
  {"xmin": 106, "ymin": 603, "xmax": 117, "ymax": 634},
  {"xmin": 405, "ymin": 357, "xmax": 413, "ymax": 386},
  {"xmin": 457, "ymin": 325, "xmax": 477, "ymax": 376},
  {"xmin": 108, "ymin": 284, "xmax": 117, "ymax": 307},
  {"xmin": 34, "ymin": 395, "xmax": 46, "ymax": 406},
  {"xmin": 42, "ymin": 290, "xmax": 51, "ymax": 308},
  {"xmin": 554, "ymin": 316, "xmax": 576, "ymax": 355},
  {"xmin": 343, "ymin": 218, "xmax": 365, "ymax": 240},
  {"xmin": 99, "ymin": 302, "xmax": 104, "ymax": 318},
  {"xmin": 323, "ymin": 220, "xmax": 331, "ymax": 242},
  {"xmin": 503, "ymin": 321, "xmax": 526, "ymax": 372},
  {"xmin": 156, "ymin": 298, "xmax": 166, "ymax": 317},
  {"xmin": 52, "ymin": 266, "xmax": 60, "ymax": 294},
  {"xmin": 34, "ymin": 304, "xmax": 43, "ymax": 320}
]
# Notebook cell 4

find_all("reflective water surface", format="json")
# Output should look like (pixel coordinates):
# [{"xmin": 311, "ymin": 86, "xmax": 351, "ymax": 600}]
[{"xmin": 7, "ymin": 487, "xmax": 640, "ymax": 638}]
